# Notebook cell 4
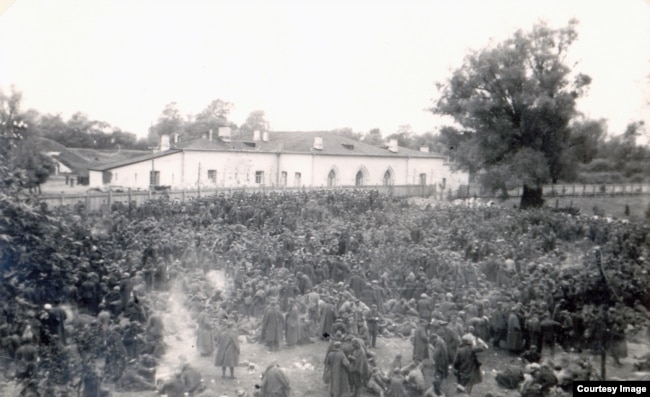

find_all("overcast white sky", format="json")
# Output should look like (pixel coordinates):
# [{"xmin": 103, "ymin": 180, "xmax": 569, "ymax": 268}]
[{"xmin": 1, "ymin": 0, "xmax": 649, "ymax": 141}]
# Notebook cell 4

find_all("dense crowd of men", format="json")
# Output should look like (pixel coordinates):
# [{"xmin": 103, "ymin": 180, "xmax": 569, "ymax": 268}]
[{"xmin": 0, "ymin": 189, "xmax": 647, "ymax": 397}]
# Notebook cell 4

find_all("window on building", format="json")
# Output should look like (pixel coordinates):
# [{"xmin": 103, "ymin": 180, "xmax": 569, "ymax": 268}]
[
  {"xmin": 114, "ymin": 172, "xmax": 118, "ymax": 181},
  {"xmin": 281, "ymin": 171, "xmax": 287, "ymax": 186},
  {"xmin": 383, "ymin": 170, "xmax": 393, "ymax": 186},
  {"xmin": 327, "ymin": 169, "xmax": 337, "ymax": 187},
  {"xmin": 441, "ymin": 177, "xmax": 446, "ymax": 190},
  {"xmin": 294, "ymin": 172, "xmax": 301, "ymax": 187},
  {"xmin": 102, "ymin": 171, "xmax": 112, "ymax": 184},
  {"xmin": 208, "ymin": 169, "xmax": 217, "ymax": 183},
  {"xmin": 255, "ymin": 171, "xmax": 264, "ymax": 184},
  {"xmin": 355, "ymin": 170, "xmax": 364, "ymax": 186},
  {"xmin": 150, "ymin": 170, "xmax": 160, "ymax": 187},
  {"xmin": 419, "ymin": 173, "xmax": 427, "ymax": 185}
]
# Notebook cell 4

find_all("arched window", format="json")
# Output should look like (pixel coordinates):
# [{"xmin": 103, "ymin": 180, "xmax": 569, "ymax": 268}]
[
  {"xmin": 327, "ymin": 169, "xmax": 337, "ymax": 187},
  {"xmin": 383, "ymin": 170, "xmax": 393, "ymax": 186},
  {"xmin": 355, "ymin": 170, "xmax": 365, "ymax": 186}
]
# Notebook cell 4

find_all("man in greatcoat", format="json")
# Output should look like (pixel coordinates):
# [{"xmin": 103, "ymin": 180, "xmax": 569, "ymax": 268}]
[
  {"xmin": 262, "ymin": 363, "xmax": 291, "ymax": 397},
  {"xmin": 261, "ymin": 300, "xmax": 284, "ymax": 351},
  {"xmin": 285, "ymin": 299, "xmax": 301, "ymax": 347},
  {"xmin": 412, "ymin": 319, "xmax": 430, "ymax": 361},
  {"xmin": 324, "ymin": 341, "xmax": 350, "ymax": 397},
  {"xmin": 348, "ymin": 338, "xmax": 370, "ymax": 397},
  {"xmin": 215, "ymin": 321, "xmax": 240, "ymax": 378},
  {"xmin": 320, "ymin": 298, "xmax": 337, "ymax": 340},
  {"xmin": 453, "ymin": 335, "xmax": 482, "ymax": 394},
  {"xmin": 429, "ymin": 334, "xmax": 449, "ymax": 397},
  {"xmin": 506, "ymin": 307, "xmax": 524, "ymax": 354},
  {"xmin": 366, "ymin": 304, "xmax": 381, "ymax": 348}
]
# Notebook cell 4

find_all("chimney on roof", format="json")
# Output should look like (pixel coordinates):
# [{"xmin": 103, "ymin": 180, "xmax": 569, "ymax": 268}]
[
  {"xmin": 253, "ymin": 130, "xmax": 261, "ymax": 141},
  {"xmin": 160, "ymin": 134, "xmax": 170, "ymax": 151},
  {"xmin": 218, "ymin": 127, "xmax": 231, "ymax": 142},
  {"xmin": 420, "ymin": 145, "xmax": 429, "ymax": 153},
  {"xmin": 314, "ymin": 136, "xmax": 323, "ymax": 150},
  {"xmin": 388, "ymin": 139, "xmax": 398, "ymax": 153},
  {"xmin": 208, "ymin": 129, "xmax": 213, "ymax": 141},
  {"xmin": 262, "ymin": 132, "xmax": 269, "ymax": 142}
]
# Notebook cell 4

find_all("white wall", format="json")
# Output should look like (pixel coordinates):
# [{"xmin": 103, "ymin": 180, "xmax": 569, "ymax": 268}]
[
  {"xmin": 277, "ymin": 154, "xmax": 313, "ymax": 187},
  {"xmin": 408, "ymin": 157, "xmax": 469, "ymax": 191},
  {"xmin": 311, "ymin": 155, "xmax": 409, "ymax": 186},
  {"xmin": 89, "ymin": 149, "xmax": 468, "ymax": 191},
  {"xmin": 183, "ymin": 151, "xmax": 278, "ymax": 188}
]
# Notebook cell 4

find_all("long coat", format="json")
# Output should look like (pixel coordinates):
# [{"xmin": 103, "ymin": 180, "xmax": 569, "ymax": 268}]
[
  {"xmin": 349, "ymin": 345, "xmax": 370, "ymax": 386},
  {"xmin": 262, "ymin": 365, "xmax": 291, "ymax": 397},
  {"xmin": 285, "ymin": 305, "xmax": 301, "ymax": 346},
  {"xmin": 324, "ymin": 349, "xmax": 350, "ymax": 397},
  {"xmin": 506, "ymin": 312, "xmax": 524, "ymax": 352},
  {"xmin": 431, "ymin": 338, "xmax": 449, "ymax": 379},
  {"xmin": 215, "ymin": 329, "xmax": 240, "ymax": 367},
  {"xmin": 197, "ymin": 314, "xmax": 214, "ymax": 356},
  {"xmin": 320, "ymin": 302, "xmax": 337, "ymax": 338},
  {"xmin": 453, "ymin": 344, "xmax": 482, "ymax": 389},
  {"xmin": 412, "ymin": 325, "xmax": 429, "ymax": 361},
  {"xmin": 261, "ymin": 305, "xmax": 284, "ymax": 345}
]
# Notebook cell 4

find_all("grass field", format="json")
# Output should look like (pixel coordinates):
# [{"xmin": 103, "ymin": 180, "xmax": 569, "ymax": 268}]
[{"xmin": 500, "ymin": 195, "xmax": 650, "ymax": 222}]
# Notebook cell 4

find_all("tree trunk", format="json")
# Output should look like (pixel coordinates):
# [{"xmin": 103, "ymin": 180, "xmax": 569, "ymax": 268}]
[{"xmin": 519, "ymin": 184, "xmax": 544, "ymax": 209}]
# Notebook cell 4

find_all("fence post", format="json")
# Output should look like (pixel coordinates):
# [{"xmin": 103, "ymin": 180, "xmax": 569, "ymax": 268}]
[
  {"xmin": 572, "ymin": 185, "xmax": 575, "ymax": 196},
  {"xmin": 128, "ymin": 188, "xmax": 132, "ymax": 205},
  {"xmin": 182, "ymin": 189, "xmax": 185, "ymax": 202},
  {"xmin": 108, "ymin": 190, "xmax": 112, "ymax": 214},
  {"xmin": 85, "ymin": 192, "xmax": 89, "ymax": 217},
  {"xmin": 60, "ymin": 192, "xmax": 64, "ymax": 206}
]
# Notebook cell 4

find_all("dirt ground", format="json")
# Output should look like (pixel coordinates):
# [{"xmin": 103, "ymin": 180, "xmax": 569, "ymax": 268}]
[
  {"xmin": 1, "ymin": 307, "xmax": 648, "ymax": 397},
  {"xmin": 108, "ymin": 332, "xmax": 650, "ymax": 397}
]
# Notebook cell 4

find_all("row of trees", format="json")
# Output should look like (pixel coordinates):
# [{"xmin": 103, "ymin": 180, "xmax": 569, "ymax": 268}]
[
  {"xmin": 331, "ymin": 20, "xmax": 648, "ymax": 208},
  {"xmin": 3, "ymin": 20, "xmax": 648, "ymax": 208},
  {"xmin": 147, "ymin": 100, "xmax": 270, "ymax": 144}
]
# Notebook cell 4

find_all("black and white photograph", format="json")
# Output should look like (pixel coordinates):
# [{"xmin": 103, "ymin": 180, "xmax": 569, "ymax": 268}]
[{"xmin": 0, "ymin": 1, "xmax": 649, "ymax": 396}]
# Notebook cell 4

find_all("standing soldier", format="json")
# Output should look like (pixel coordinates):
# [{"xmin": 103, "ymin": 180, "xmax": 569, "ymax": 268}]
[
  {"xmin": 324, "ymin": 341, "xmax": 350, "ymax": 397},
  {"xmin": 366, "ymin": 304, "xmax": 381, "ymax": 348},
  {"xmin": 261, "ymin": 299, "xmax": 284, "ymax": 351},
  {"xmin": 348, "ymin": 338, "xmax": 370, "ymax": 397},
  {"xmin": 215, "ymin": 321, "xmax": 240, "ymax": 379}
]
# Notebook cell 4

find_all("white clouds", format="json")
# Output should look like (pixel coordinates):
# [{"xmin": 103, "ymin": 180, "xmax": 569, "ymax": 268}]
[{"xmin": 0, "ymin": 0, "xmax": 648, "ymax": 138}]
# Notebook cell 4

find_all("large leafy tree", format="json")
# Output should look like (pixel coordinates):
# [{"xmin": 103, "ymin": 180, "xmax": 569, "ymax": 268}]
[
  {"xmin": 239, "ymin": 110, "xmax": 270, "ymax": 138},
  {"xmin": 431, "ymin": 20, "xmax": 593, "ymax": 208},
  {"xmin": 187, "ymin": 99, "xmax": 235, "ymax": 140}
]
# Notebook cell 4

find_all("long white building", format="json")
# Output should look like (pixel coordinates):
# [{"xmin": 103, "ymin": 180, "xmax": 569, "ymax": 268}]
[{"xmin": 88, "ymin": 130, "xmax": 468, "ymax": 191}]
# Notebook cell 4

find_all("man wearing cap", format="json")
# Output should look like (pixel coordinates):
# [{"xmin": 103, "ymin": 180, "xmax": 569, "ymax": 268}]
[
  {"xmin": 366, "ymin": 304, "xmax": 381, "ymax": 348},
  {"xmin": 215, "ymin": 321, "xmax": 240, "ymax": 378},
  {"xmin": 262, "ymin": 363, "xmax": 291, "ymax": 397},
  {"xmin": 320, "ymin": 298, "xmax": 337, "ymax": 340},
  {"xmin": 416, "ymin": 294, "xmax": 434, "ymax": 326},
  {"xmin": 261, "ymin": 299, "xmax": 284, "ymax": 351},
  {"xmin": 429, "ymin": 334, "xmax": 449, "ymax": 397},
  {"xmin": 41, "ymin": 302, "xmax": 67, "ymax": 346},
  {"xmin": 324, "ymin": 341, "xmax": 351, "ymax": 397},
  {"xmin": 349, "ymin": 338, "xmax": 370, "ymax": 397},
  {"xmin": 412, "ymin": 319, "xmax": 430, "ymax": 361}
]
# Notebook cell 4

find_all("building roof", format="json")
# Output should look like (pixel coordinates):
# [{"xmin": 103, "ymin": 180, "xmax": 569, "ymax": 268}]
[{"xmin": 91, "ymin": 131, "xmax": 445, "ymax": 171}]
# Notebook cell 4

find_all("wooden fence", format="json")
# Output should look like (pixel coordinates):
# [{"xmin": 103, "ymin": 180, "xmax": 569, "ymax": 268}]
[
  {"xmin": 457, "ymin": 183, "xmax": 650, "ymax": 199},
  {"xmin": 39, "ymin": 183, "xmax": 650, "ymax": 214}
]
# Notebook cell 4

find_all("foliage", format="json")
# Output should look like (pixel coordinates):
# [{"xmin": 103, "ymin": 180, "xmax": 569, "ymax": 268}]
[
  {"xmin": 239, "ymin": 110, "xmax": 270, "ymax": 137},
  {"xmin": 431, "ymin": 20, "xmax": 595, "ymax": 207}
]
